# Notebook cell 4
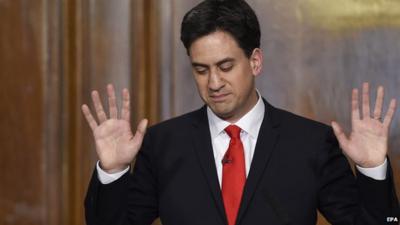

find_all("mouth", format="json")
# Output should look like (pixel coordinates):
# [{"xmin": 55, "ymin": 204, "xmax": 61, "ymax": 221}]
[{"xmin": 209, "ymin": 93, "xmax": 230, "ymax": 103}]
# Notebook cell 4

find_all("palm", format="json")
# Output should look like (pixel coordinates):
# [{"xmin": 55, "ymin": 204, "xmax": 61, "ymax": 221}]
[
  {"xmin": 82, "ymin": 84, "xmax": 148, "ymax": 173},
  {"xmin": 94, "ymin": 119, "xmax": 138, "ymax": 170},
  {"xmin": 344, "ymin": 118, "xmax": 388, "ymax": 166},
  {"xmin": 332, "ymin": 83, "xmax": 396, "ymax": 168}
]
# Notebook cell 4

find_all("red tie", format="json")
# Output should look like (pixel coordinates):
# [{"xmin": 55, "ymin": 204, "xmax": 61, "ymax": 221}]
[{"xmin": 222, "ymin": 125, "xmax": 246, "ymax": 225}]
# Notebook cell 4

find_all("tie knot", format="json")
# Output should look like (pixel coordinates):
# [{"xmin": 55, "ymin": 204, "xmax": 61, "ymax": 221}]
[{"xmin": 225, "ymin": 125, "xmax": 241, "ymax": 139}]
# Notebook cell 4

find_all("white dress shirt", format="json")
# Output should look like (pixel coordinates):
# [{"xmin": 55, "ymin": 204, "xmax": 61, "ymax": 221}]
[
  {"xmin": 97, "ymin": 92, "xmax": 387, "ymax": 184},
  {"xmin": 207, "ymin": 92, "xmax": 264, "ymax": 186}
]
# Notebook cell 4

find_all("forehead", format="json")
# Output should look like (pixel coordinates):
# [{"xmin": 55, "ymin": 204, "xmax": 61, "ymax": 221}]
[{"xmin": 189, "ymin": 31, "xmax": 244, "ymax": 64}]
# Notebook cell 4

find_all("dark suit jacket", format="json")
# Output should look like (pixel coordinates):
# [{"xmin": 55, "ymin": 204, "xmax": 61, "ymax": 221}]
[{"xmin": 85, "ymin": 100, "xmax": 399, "ymax": 225}]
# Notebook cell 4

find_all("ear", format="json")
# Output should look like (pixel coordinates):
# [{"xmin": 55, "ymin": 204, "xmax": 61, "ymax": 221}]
[{"xmin": 249, "ymin": 48, "xmax": 263, "ymax": 77}]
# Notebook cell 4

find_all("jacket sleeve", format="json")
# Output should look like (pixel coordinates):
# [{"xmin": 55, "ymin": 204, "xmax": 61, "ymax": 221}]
[
  {"xmin": 85, "ymin": 131, "xmax": 159, "ymax": 225},
  {"xmin": 317, "ymin": 128, "xmax": 399, "ymax": 225}
]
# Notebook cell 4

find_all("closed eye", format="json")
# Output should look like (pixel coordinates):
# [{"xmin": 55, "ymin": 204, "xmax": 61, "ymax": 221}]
[
  {"xmin": 219, "ymin": 62, "xmax": 233, "ymax": 72},
  {"xmin": 197, "ymin": 71, "xmax": 207, "ymax": 75},
  {"xmin": 220, "ymin": 65, "xmax": 233, "ymax": 72},
  {"xmin": 194, "ymin": 67, "xmax": 208, "ymax": 75}
]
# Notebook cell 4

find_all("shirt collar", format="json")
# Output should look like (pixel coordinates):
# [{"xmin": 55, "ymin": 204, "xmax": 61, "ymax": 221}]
[{"xmin": 207, "ymin": 90, "xmax": 265, "ymax": 139}]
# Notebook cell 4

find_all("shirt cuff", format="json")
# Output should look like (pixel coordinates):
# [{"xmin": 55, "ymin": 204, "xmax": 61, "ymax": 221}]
[
  {"xmin": 356, "ymin": 158, "xmax": 387, "ymax": 180},
  {"xmin": 96, "ymin": 161, "xmax": 130, "ymax": 184}
]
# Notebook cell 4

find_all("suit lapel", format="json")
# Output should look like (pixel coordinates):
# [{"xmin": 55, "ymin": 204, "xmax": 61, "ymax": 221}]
[
  {"xmin": 236, "ymin": 99, "xmax": 281, "ymax": 225},
  {"xmin": 190, "ymin": 100, "xmax": 282, "ymax": 225},
  {"xmin": 190, "ymin": 106, "xmax": 228, "ymax": 225}
]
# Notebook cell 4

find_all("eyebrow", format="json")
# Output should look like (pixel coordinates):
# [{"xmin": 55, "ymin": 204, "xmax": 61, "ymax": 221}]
[{"xmin": 192, "ymin": 57, "xmax": 235, "ymax": 68}]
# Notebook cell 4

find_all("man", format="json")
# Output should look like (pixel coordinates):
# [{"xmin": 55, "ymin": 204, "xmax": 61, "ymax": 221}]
[{"xmin": 82, "ymin": 0, "xmax": 399, "ymax": 224}]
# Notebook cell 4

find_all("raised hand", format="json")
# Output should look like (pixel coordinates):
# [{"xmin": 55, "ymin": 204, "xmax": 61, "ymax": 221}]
[
  {"xmin": 331, "ymin": 82, "xmax": 397, "ymax": 168},
  {"xmin": 81, "ymin": 84, "xmax": 148, "ymax": 173}
]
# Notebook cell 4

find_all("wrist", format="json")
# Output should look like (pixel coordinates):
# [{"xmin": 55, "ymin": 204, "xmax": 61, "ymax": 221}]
[
  {"xmin": 357, "ymin": 157, "xmax": 386, "ymax": 168},
  {"xmin": 99, "ymin": 161, "xmax": 130, "ymax": 174}
]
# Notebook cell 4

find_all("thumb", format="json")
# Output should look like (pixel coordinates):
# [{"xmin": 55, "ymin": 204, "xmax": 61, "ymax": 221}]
[
  {"xmin": 131, "ymin": 118, "xmax": 149, "ymax": 153},
  {"xmin": 331, "ymin": 121, "xmax": 348, "ymax": 147},
  {"xmin": 136, "ymin": 118, "xmax": 148, "ymax": 136}
]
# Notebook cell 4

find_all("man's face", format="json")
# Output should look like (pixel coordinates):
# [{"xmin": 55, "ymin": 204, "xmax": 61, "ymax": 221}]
[{"xmin": 189, "ymin": 30, "xmax": 262, "ymax": 122}]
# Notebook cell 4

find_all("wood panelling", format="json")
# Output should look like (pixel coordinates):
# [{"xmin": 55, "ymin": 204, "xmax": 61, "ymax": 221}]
[
  {"xmin": 44, "ymin": 0, "xmax": 63, "ymax": 224},
  {"xmin": 0, "ymin": 0, "xmax": 50, "ymax": 224},
  {"xmin": 132, "ymin": 0, "xmax": 160, "ymax": 126},
  {"xmin": 61, "ymin": 1, "xmax": 87, "ymax": 224},
  {"xmin": 1, "ymin": 0, "xmax": 160, "ymax": 224}
]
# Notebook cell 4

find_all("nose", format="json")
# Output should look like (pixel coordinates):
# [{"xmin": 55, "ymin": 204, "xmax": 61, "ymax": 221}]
[{"xmin": 208, "ymin": 70, "xmax": 224, "ymax": 91}]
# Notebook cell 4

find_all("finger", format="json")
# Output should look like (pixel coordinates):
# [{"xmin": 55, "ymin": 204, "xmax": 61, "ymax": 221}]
[
  {"xmin": 132, "ymin": 119, "xmax": 148, "ymax": 147},
  {"xmin": 351, "ymin": 88, "xmax": 360, "ymax": 123},
  {"xmin": 383, "ymin": 99, "xmax": 397, "ymax": 128},
  {"xmin": 91, "ymin": 90, "xmax": 107, "ymax": 123},
  {"xmin": 121, "ymin": 88, "xmax": 130, "ymax": 121},
  {"xmin": 362, "ymin": 82, "xmax": 370, "ymax": 119},
  {"xmin": 107, "ymin": 84, "xmax": 118, "ymax": 119},
  {"xmin": 331, "ymin": 121, "xmax": 349, "ymax": 148},
  {"xmin": 373, "ymin": 86, "xmax": 384, "ymax": 120},
  {"xmin": 81, "ymin": 104, "xmax": 98, "ymax": 131}
]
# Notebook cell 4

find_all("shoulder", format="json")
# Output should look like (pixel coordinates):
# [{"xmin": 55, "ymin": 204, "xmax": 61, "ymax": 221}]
[
  {"xmin": 278, "ymin": 107, "xmax": 330, "ymax": 132},
  {"xmin": 266, "ymin": 102, "xmax": 335, "ymax": 142},
  {"xmin": 146, "ymin": 106, "xmax": 205, "ymax": 136},
  {"xmin": 267, "ymin": 103, "xmax": 341, "ymax": 164}
]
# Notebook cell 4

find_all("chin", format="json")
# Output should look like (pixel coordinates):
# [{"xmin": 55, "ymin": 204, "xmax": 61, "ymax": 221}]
[{"xmin": 211, "ymin": 107, "xmax": 233, "ymax": 119}]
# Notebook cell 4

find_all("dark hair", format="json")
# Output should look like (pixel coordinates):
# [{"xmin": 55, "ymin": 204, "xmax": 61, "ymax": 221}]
[{"xmin": 180, "ymin": 0, "xmax": 261, "ymax": 58}]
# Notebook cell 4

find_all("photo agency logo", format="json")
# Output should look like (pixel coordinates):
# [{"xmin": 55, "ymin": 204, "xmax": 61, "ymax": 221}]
[{"xmin": 386, "ymin": 216, "xmax": 398, "ymax": 223}]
